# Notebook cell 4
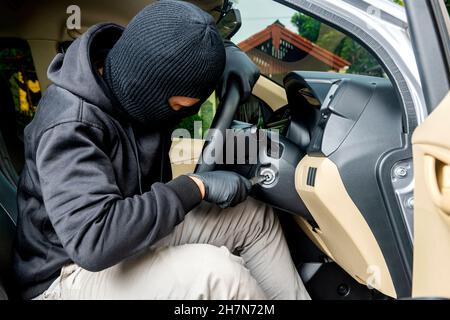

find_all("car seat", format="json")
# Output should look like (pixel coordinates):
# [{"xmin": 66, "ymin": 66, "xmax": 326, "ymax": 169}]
[
  {"xmin": 0, "ymin": 75, "xmax": 19, "ymax": 300},
  {"xmin": 0, "ymin": 170, "xmax": 17, "ymax": 300}
]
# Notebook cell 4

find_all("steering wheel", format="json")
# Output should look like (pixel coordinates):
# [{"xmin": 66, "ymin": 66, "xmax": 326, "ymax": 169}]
[
  {"xmin": 195, "ymin": 82, "xmax": 241, "ymax": 173},
  {"xmin": 194, "ymin": 81, "xmax": 312, "ymax": 219}
]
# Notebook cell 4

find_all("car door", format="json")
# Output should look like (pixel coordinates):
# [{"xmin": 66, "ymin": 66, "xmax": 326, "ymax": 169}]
[
  {"xmin": 256, "ymin": 0, "xmax": 425, "ymax": 298},
  {"xmin": 404, "ymin": 0, "xmax": 450, "ymax": 298}
]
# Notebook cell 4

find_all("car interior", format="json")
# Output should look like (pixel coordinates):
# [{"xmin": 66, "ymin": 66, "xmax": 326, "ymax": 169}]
[{"xmin": 0, "ymin": 0, "xmax": 438, "ymax": 300}]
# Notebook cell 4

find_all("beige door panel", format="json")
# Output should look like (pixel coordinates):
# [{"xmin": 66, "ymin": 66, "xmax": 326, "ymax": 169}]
[
  {"xmin": 252, "ymin": 77, "xmax": 288, "ymax": 112},
  {"xmin": 295, "ymin": 156, "xmax": 396, "ymax": 298},
  {"xmin": 412, "ymin": 92, "xmax": 450, "ymax": 298}
]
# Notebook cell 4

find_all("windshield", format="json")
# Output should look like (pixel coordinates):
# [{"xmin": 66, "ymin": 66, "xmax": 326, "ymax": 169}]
[{"xmin": 231, "ymin": 0, "xmax": 386, "ymax": 85}]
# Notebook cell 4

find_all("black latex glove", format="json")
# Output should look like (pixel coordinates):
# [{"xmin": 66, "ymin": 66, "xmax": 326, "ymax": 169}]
[
  {"xmin": 219, "ymin": 40, "xmax": 261, "ymax": 102},
  {"xmin": 189, "ymin": 171, "xmax": 252, "ymax": 209}
]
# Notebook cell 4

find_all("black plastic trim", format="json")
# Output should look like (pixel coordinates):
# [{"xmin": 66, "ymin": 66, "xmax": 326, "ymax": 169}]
[
  {"xmin": 405, "ymin": 0, "xmax": 450, "ymax": 112},
  {"xmin": 376, "ymin": 139, "xmax": 414, "ymax": 288}
]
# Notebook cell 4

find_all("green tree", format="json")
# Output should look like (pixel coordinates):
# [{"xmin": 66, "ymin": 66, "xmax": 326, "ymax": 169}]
[
  {"xmin": 291, "ymin": 13, "xmax": 383, "ymax": 76},
  {"xmin": 175, "ymin": 98, "xmax": 216, "ymax": 138},
  {"xmin": 392, "ymin": 0, "xmax": 404, "ymax": 6},
  {"xmin": 335, "ymin": 38, "xmax": 383, "ymax": 76},
  {"xmin": 291, "ymin": 0, "xmax": 450, "ymax": 77},
  {"xmin": 291, "ymin": 13, "xmax": 321, "ymax": 42}
]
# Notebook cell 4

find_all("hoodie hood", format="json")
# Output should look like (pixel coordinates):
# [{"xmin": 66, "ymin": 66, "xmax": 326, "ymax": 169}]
[{"xmin": 47, "ymin": 23, "xmax": 125, "ymax": 119}]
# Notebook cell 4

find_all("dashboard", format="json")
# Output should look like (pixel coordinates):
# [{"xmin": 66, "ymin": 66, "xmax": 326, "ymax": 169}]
[{"xmin": 221, "ymin": 70, "xmax": 411, "ymax": 297}]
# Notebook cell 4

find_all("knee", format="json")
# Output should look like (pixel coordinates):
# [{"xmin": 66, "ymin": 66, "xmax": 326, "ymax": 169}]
[
  {"xmin": 185, "ymin": 244, "xmax": 245, "ymax": 280},
  {"xmin": 176, "ymin": 244, "xmax": 265, "ymax": 299}
]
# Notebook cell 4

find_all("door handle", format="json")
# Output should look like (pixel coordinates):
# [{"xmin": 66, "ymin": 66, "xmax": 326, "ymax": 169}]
[{"xmin": 425, "ymin": 155, "xmax": 450, "ymax": 215}]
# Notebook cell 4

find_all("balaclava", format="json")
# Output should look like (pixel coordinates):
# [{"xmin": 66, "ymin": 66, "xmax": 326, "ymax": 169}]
[{"xmin": 103, "ymin": 0, "xmax": 226, "ymax": 126}]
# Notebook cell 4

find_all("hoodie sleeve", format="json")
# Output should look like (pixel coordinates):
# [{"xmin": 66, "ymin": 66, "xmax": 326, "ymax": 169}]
[{"xmin": 35, "ymin": 121, "xmax": 202, "ymax": 272}]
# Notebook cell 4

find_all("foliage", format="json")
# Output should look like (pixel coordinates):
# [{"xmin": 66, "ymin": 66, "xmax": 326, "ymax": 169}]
[
  {"xmin": 0, "ymin": 47, "xmax": 36, "ymax": 78},
  {"xmin": 392, "ymin": 0, "xmax": 404, "ymax": 5},
  {"xmin": 334, "ymin": 38, "xmax": 383, "ymax": 76},
  {"xmin": 291, "ymin": 12, "xmax": 321, "ymax": 42},
  {"xmin": 291, "ymin": 0, "xmax": 450, "ymax": 77},
  {"xmin": 291, "ymin": 12, "xmax": 384, "ymax": 76},
  {"xmin": 175, "ymin": 99, "xmax": 216, "ymax": 138},
  {"xmin": 0, "ymin": 43, "xmax": 42, "ymax": 125}
]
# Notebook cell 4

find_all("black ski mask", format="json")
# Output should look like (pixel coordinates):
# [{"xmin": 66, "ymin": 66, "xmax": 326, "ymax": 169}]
[{"xmin": 103, "ymin": 0, "xmax": 226, "ymax": 127}]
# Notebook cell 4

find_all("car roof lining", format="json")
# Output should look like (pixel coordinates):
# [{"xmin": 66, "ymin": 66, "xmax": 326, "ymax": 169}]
[
  {"xmin": 0, "ymin": 0, "xmax": 222, "ymax": 91},
  {"xmin": 0, "ymin": 0, "xmax": 223, "ymax": 41},
  {"xmin": 0, "ymin": 0, "xmax": 159, "ymax": 41}
]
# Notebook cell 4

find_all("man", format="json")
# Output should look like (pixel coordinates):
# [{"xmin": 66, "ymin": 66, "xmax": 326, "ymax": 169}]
[{"xmin": 13, "ymin": 0, "xmax": 310, "ymax": 300}]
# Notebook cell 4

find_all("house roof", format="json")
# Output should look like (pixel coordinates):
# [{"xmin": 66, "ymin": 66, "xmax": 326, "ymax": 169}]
[{"xmin": 238, "ymin": 21, "xmax": 351, "ymax": 70}]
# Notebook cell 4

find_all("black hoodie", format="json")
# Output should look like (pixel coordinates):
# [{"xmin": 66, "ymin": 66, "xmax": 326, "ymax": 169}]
[{"xmin": 13, "ymin": 23, "xmax": 202, "ymax": 299}]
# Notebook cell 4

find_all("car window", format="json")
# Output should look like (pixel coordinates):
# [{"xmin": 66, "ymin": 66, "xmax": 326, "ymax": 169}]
[
  {"xmin": 0, "ymin": 39, "xmax": 41, "ymax": 124},
  {"xmin": 0, "ymin": 38, "xmax": 41, "ymax": 181},
  {"xmin": 176, "ymin": 0, "xmax": 401, "ymax": 138},
  {"xmin": 175, "ymin": 93, "xmax": 219, "ymax": 139},
  {"xmin": 231, "ymin": 0, "xmax": 386, "ymax": 85}
]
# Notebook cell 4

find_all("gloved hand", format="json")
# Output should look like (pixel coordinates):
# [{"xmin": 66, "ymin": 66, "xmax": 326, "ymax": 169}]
[
  {"xmin": 218, "ymin": 40, "xmax": 261, "ymax": 102},
  {"xmin": 189, "ymin": 171, "xmax": 252, "ymax": 208}
]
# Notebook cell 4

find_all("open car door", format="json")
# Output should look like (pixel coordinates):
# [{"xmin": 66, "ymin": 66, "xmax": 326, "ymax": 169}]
[
  {"xmin": 275, "ymin": 0, "xmax": 425, "ymax": 298},
  {"xmin": 405, "ymin": 0, "xmax": 450, "ymax": 298},
  {"xmin": 412, "ymin": 92, "xmax": 450, "ymax": 298}
]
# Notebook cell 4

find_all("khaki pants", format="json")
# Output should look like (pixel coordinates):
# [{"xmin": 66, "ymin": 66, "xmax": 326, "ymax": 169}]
[{"xmin": 36, "ymin": 198, "xmax": 310, "ymax": 300}]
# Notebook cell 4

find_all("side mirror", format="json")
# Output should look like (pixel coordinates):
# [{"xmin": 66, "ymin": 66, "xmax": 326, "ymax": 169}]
[{"xmin": 217, "ymin": 9, "xmax": 242, "ymax": 40}]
